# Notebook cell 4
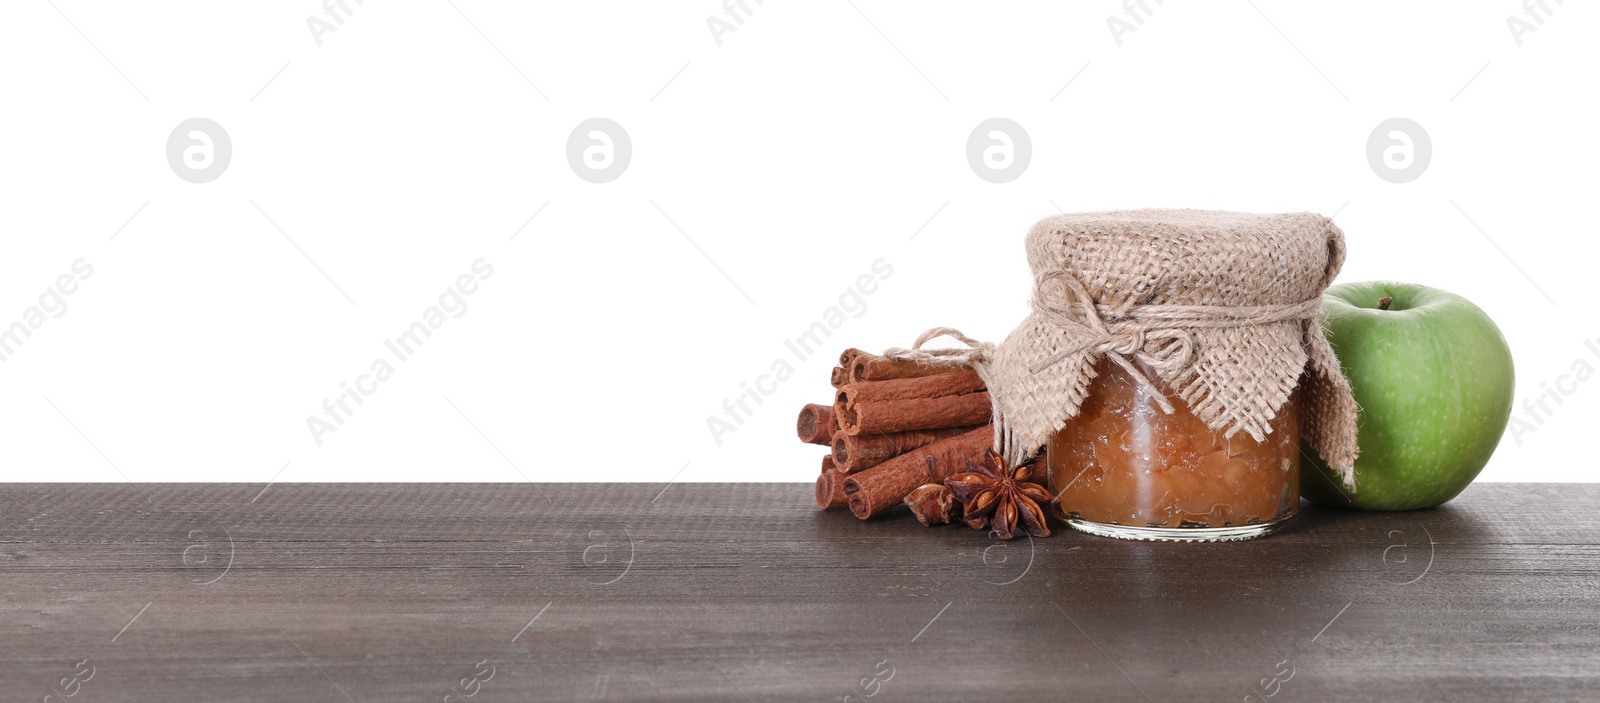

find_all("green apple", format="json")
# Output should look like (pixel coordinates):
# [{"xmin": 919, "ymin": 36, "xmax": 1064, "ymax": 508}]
[{"xmin": 1302, "ymin": 281, "xmax": 1514, "ymax": 510}]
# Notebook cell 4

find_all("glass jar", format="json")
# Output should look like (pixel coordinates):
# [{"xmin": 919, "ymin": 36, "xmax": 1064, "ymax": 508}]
[{"xmin": 1046, "ymin": 359, "xmax": 1301, "ymax": 542}]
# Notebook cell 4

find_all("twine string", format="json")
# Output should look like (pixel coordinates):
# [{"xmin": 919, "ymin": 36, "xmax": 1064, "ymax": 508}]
[{"xmin": 885, "ymin": 269, "xmax": 1323, "ymax": 415}]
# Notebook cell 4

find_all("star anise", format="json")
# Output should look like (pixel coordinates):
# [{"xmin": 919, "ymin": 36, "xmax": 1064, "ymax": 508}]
[{"xmin": 944, "ymin": 450, "xmax": 1057, "ymax": 540}]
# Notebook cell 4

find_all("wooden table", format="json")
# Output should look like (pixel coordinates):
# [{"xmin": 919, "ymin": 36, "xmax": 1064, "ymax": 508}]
[{"xmin": 1, "ymin": 483, "xmax": 1593, "ymax": 701}]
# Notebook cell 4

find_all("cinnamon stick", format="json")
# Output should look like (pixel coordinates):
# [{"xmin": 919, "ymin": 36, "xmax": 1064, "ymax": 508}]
[
  {"xmin": 796, "ymin": 404, "xmax": 836, "ymax": 446},
  {"xmin": 844, "ymin": 425, "xmax": 993, "ymax": 519},
  {"xmin": 836, "ymin": 370, "xmax": 984, "ymax": 407},
  {"xmin": 830, "ymin": 366, "xmax": 848, "ymax": 388},
  {"xmin": 837, "ymin": 391, "xmax": 991, "ymax": 436},
  {"xmin": 831, "ymin": 425, "xmax": 980, "ymax": 472},
  {"xmin": 816, "ymin": 471, "xmax": 848, "ymax": 510},
  {"xmin": 816, "ymin": 456, "xmax": 848, "ymax": 510},
  {"xmin": 905, "ymin": 484, "xmax": 958, "ymax": 526},
  {"xmin": 848, "ymin": 352, "xmax": 954, "ymax": 384},
  {"xmin": 839, "ymin": 348, "xmax": 867, "ymax": 369}
]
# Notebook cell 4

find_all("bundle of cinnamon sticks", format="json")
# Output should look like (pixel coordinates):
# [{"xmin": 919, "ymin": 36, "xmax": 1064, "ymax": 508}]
[{"xmin": 799, "ymin": 348, "xmax": 994, "ymax": 523}]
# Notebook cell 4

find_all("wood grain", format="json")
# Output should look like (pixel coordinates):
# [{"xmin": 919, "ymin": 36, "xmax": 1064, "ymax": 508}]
[{"xmin": 1, "ymin": 483, "xmax": 1596, "ymax": 701}]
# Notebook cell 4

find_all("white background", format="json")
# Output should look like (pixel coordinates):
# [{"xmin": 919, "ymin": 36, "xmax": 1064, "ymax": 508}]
[{"xmin": 1, "ymin": 1, "xmax": 1594, "ymax": 484}]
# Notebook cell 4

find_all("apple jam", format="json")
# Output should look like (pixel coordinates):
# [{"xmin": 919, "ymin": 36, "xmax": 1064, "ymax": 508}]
[{"xmin": 1046, "ymin": 360, "xmax": 1300, "ymax": 539}]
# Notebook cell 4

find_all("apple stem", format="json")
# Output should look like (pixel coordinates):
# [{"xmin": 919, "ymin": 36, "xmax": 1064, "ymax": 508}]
[{"xmin": 1378, "ymin": 291, "xmax": 1393, "ymax": 311}]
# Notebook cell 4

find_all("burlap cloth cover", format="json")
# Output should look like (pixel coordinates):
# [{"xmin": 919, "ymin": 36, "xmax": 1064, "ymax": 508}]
[{"xmin": 889, "ymin": 209, "xmax": 1359, "ymax": 490}]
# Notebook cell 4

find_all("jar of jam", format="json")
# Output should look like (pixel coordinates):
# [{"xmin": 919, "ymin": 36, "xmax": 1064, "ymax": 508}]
[
  {"xmin": 969, "ymin": 210, "xmax": 1358, "ymax": 543},
  {"xmin": 1045, "ymin": 359, "xmax": 1301, "ymax": 541},
  {"xmin": 972, "ymin": 211, "xmax": 1363, "ymax": 541}
]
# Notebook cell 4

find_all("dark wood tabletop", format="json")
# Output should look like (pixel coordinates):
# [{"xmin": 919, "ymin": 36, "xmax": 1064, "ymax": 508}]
[{"xmin": 1, "ymin": 483, "xmax": 1593, "ymax": 702}]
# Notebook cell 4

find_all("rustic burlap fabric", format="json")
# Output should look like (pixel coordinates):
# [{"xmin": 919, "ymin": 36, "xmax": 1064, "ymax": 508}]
[{"xmin": 888, "ymin": 209, "xmax": 1359, "ymax": 490}]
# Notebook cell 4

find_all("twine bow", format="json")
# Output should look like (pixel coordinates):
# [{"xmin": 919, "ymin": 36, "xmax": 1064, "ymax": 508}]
[
  {"xmin": 886, "ymin": 270, "xmax": 1323, "ymax": 415},
  {"xmin": 1029, "ymin": 269, "xmax": 1322, "ymax": 413}
]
